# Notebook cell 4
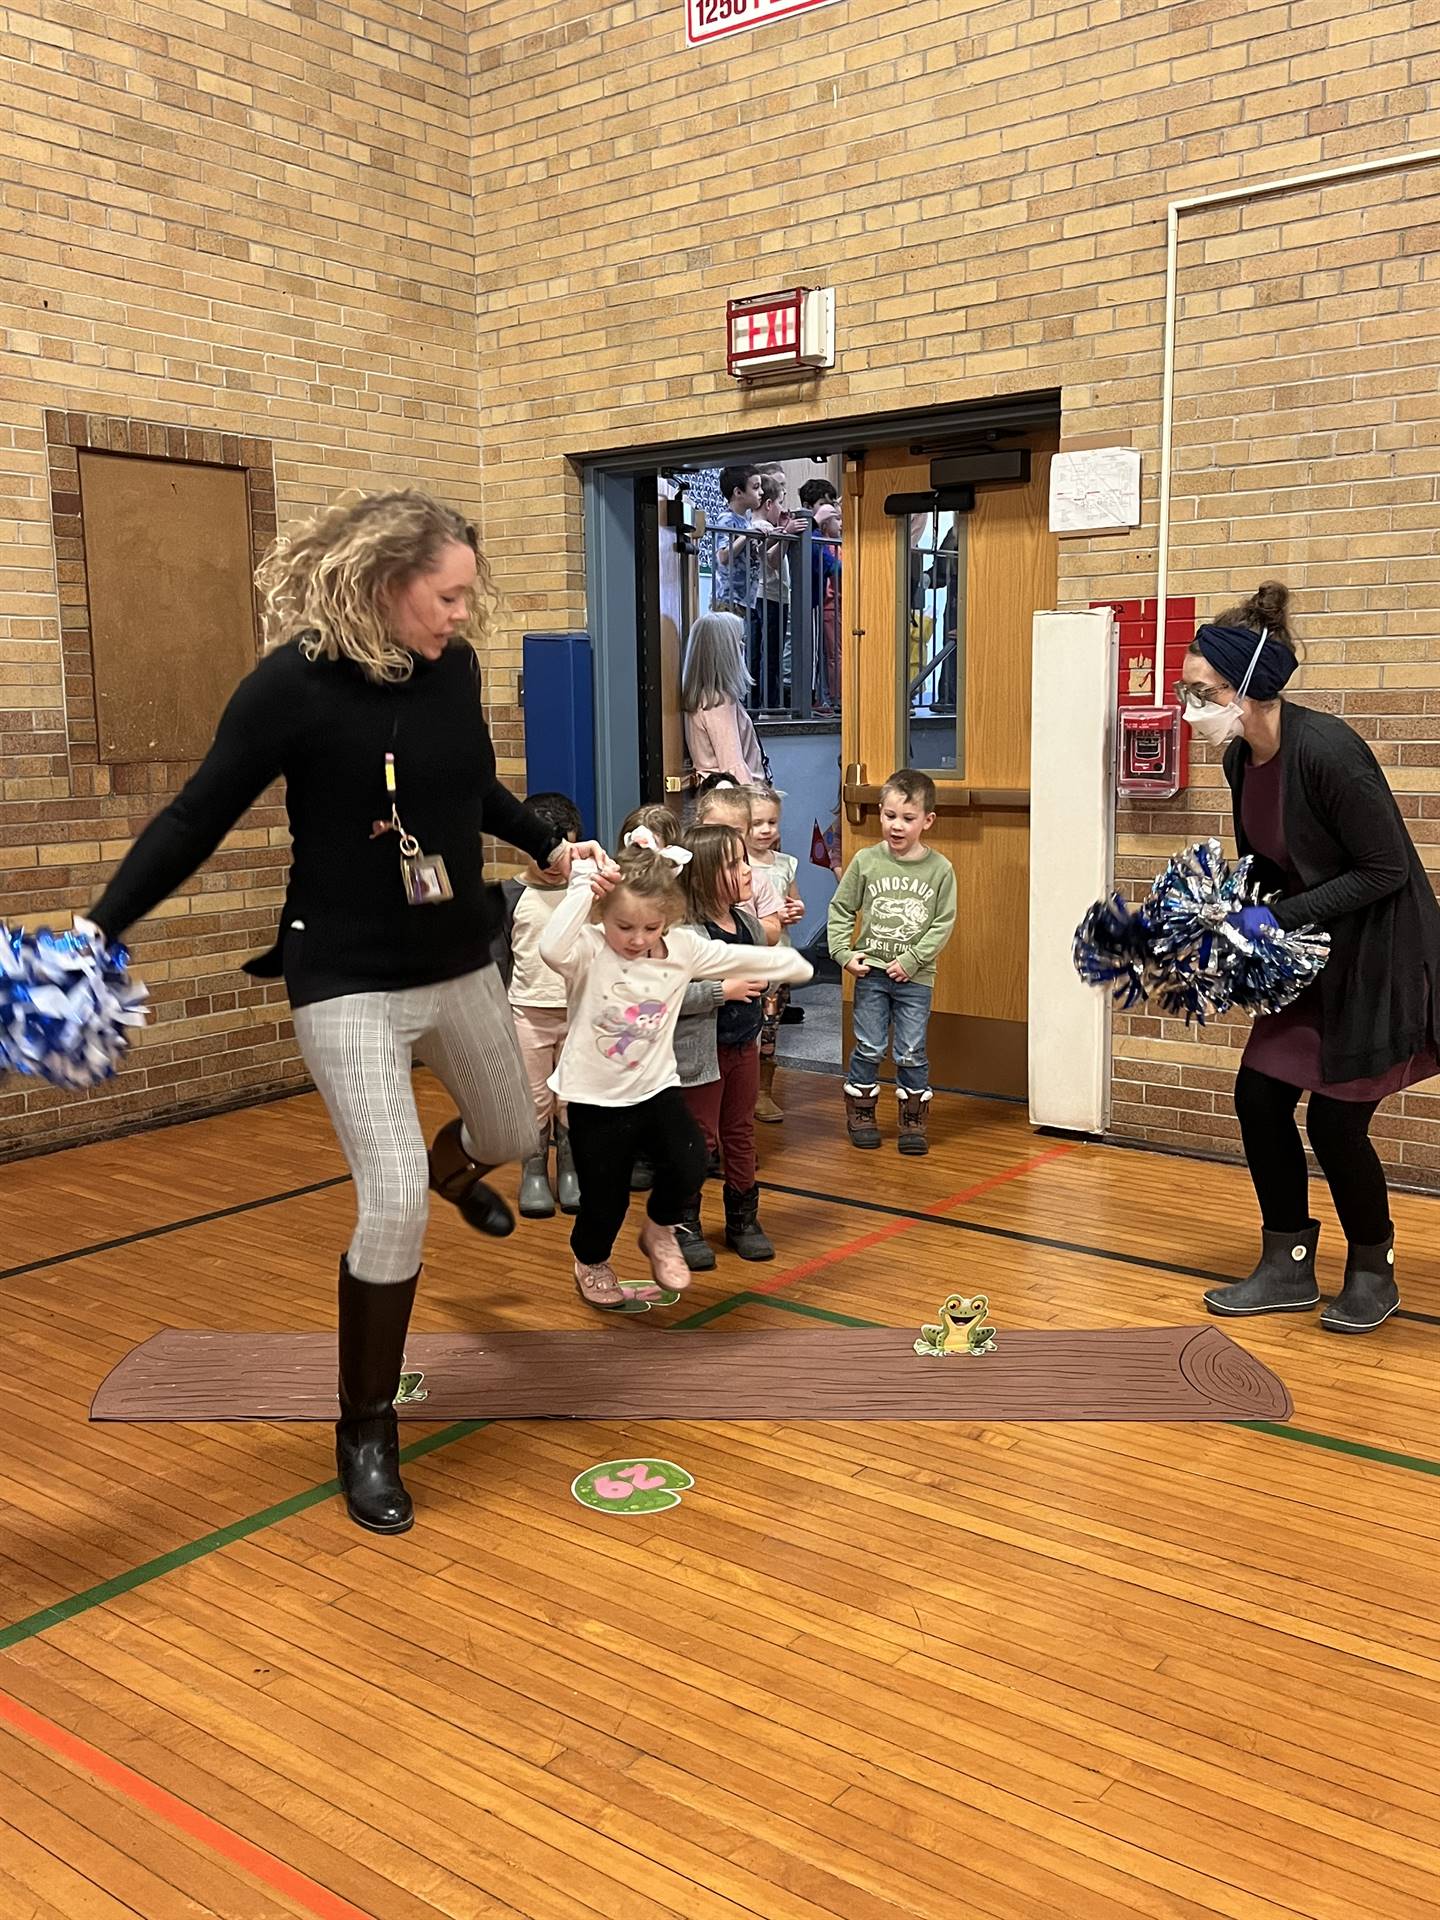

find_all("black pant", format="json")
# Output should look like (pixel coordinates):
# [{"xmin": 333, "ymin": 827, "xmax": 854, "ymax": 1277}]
[
  {"xmin": 566, "ymin": 1088, "xmax": 708, "ymax": 1264},
  {"xmin": 1234, "ymin": 1065, "xmax": 1391, "ymax": 1246}
]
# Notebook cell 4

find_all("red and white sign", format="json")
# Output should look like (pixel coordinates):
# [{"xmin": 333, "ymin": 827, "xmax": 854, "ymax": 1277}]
[
  {"xmin": 727, "ymin": 287, "xmax": 835, "ymax": 381},
  {"xmin": 687, "ymin": 0, "xmax": 843, "ymax": 48}
]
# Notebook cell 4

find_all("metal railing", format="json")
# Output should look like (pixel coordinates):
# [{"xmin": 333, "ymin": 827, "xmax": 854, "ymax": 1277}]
[{"xmin": 705, "ymin": 517, "xmax": 842, "ymax": 719}]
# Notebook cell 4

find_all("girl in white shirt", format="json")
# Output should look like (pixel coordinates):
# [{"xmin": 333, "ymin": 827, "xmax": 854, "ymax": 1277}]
[{"xmin": 541, "ymin": 842, "xmax": 811, "ymax": 1309}]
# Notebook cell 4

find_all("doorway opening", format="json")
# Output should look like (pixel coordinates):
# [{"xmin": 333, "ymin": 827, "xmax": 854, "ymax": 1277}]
[{"xmin": 579, "ymin": 390, "xmax": 1063, "ymax": 1095}]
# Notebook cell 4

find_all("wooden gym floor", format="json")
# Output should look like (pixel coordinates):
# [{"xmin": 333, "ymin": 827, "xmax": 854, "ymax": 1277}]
[{"xmin": 0, "ymin": 1068, "xmax": 1437, "ymax": 1920}]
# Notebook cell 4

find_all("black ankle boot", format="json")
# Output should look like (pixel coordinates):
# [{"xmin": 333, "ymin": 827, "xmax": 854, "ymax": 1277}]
[
  {"xmin": 724, "ymin": 1183, "xmax": 774, "ymax": 1261},
  {"xmin": 1204, "ymin": 1222, "xmax": 1320, "ymax": 1317},
  {"xmin": 428, "ymin": 1118, "xmax": 515, "ymax": 1236},
  {"xmin": 1321, "ymin": 1230, "xmax": 1399, "ymax": 1334},
  {"xmin": 336, "ymin": 1259, "xmax": 418, "ymax": 1534},
  {"xmin": 675, "ymin": 1195, "xmax": 717, "ymax": 1272}
]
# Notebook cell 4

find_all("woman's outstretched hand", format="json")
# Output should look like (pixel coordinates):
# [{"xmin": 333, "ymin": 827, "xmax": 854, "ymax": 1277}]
[{"xmin": 544, "ymin": 840, "xmax": 613, "ymax": 882}]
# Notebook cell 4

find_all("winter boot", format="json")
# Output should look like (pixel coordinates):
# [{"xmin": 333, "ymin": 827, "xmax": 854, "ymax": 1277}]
[
  {"xmin": 675, "ymin": 1195, "xmax": 717, "ymax": 1272},
  {"xmin": 724, "ymin": 1182, "xmax": 774, "ymax": 1262},
  {"xmin": 1204, "ymin": 1222, "xmax": 1321, "ymax": 1317},
  {"xmin": 335, "ymin": 1259, "xmax": 418, "ymax": 1534},
  {"xmin": 428, "ymin": 1118, "xmax": 515, "ymax": 1237},
  {"xmin": 897, "ymin": 1088, "xmax": 932, "ymax": 1156},
  {"xmin": 844, "ymin": 1082, "xmax": 882, "ymax": 1150},
  {"xmin": 755, "ymin": 1056, "xmax": 784, "ymax": 1124},
  {"xmin": 554, "ymin": 1122, "xmax": 581, "ymax": 1215},
  {"xmin": 518, "ymin": 1134, "xmax": 556, "ymax": 1219},
  {"xmin": 1321, "ymin": 1231, "xmax": 1399, "ymax": 1334}
]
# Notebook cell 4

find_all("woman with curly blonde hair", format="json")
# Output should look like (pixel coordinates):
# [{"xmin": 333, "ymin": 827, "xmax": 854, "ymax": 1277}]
[{"xmin": 87, "ymin": 489, "xmax": 608, "ymax": 1534}]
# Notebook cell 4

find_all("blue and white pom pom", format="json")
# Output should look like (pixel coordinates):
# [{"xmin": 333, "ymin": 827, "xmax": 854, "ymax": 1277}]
[
  {"xmin": 1071, "ymin": 894, "xmax": 1153, "ymax": 1009},
  {"xmin": 1072, "ymin": 839, "xmax": 1329, "ymax": 1026},
  {"xmin": 0, "ymin": 923, "xmax": 149, "ymax": 1088},
  {"xmin": 1144, "ymin": 839, "xmax": 1328, "ymax": 1023}
]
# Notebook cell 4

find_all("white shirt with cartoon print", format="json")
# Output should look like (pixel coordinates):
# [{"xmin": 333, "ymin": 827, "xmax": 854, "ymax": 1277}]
[{"xmin": 540, "ymin": 864, "xmax": 813, "ymax": 1108}]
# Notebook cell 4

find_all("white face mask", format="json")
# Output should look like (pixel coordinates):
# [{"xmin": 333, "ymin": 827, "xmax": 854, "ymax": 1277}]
[{"xmin": 1181, "ymin": 629, "xmax": 1268, "ymax": 746}]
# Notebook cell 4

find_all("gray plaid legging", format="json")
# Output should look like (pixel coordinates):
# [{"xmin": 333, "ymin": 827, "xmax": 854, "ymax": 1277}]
[{"xmin": 294, "ymin": 967, "xmax": 536, "ymax": 1283}]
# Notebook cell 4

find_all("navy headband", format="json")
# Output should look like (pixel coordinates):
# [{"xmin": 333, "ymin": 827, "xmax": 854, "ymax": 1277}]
[{"xmin": 1192, "ymin": 623, "xmax": 1297, "ymax": 701}]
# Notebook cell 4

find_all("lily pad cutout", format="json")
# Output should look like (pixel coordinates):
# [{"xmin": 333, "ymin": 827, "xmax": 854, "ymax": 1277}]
[{"xmin": 571, "ymin": 1458, "xmax": 694, "ymax": 1516}]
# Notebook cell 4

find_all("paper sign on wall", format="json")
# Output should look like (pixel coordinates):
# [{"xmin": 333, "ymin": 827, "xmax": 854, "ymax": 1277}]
[
  {"xmin": 687, "ymin": 0, "xmax": 843, "ymax": 48},
  {"xmin": 1048, "ymin": 448, "xmax": 1142, "ymax": 535}
]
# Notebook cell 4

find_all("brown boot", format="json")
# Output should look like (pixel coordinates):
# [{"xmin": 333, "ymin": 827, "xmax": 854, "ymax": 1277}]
[
  {"xmin": 755, "ymin": 1055, "xmax": 784, "ymax": 1124},
  {"xmin": 898, "ymin": 1088, "xmax": 931, "ymax": 1156},
  {"xmin": 844, "ymin": 1082, "xmax": 882, "ymax": 1149}
]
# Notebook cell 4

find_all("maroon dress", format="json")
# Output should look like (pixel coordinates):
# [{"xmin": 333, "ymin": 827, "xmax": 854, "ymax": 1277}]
[{"xmin": 1240, "ymin": 753, "xmax": 1439, "ymax": 1100}]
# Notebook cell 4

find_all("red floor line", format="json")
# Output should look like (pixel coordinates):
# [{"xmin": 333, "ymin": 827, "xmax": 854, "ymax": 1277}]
[
  {"xmin": 747, "ymin": 1140, "xmax": 1081, "ymax": 1295},
  {"xmin": 0, "ymin": 1683, "xmax": 376, "ymax": 1920}
]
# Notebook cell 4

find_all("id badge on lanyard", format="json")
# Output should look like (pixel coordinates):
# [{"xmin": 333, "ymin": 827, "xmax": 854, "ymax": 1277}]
[{"xmin": 385, "ymin": 752, "xmax": 453, "ymax": 907}]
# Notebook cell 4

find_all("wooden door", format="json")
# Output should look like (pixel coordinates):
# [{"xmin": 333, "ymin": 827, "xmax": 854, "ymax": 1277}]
[{"xmin": 841, "ymin": 437, "xmax": 1058, "ymax": 1097}]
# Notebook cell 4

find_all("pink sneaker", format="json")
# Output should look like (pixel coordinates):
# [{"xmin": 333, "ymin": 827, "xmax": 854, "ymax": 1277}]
[
  {"xmin": 573, "ymin": 1259, "xmax": 636, "ymax": 1309},
  {"xmin": 638, "ymin": 1221, "xmax": 692, "ymax": 1295}
]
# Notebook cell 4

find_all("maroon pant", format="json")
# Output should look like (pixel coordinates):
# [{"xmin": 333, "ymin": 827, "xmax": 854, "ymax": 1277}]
[{"xmin": 683, "ymin": 1041, "xmax": 759, "ymax": 1191}]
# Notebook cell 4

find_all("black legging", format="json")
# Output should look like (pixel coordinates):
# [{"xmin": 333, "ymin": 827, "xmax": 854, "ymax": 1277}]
[{"xmin": 1234, "ymin": 1065, "xmax": 1391, "ymax": 1245}]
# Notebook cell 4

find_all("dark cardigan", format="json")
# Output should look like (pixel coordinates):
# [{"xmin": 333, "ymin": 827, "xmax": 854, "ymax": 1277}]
[{"xmin": 1223, "ymin": 701, "xmax": 1440, "ymax": 1083}]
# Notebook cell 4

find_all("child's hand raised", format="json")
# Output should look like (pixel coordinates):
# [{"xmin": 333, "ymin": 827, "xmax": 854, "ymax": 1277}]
[
  {"xmin": 844, "ymin": 955, "xmax": 870, "ymax": 977},
  {"xmin": 723, "ymin": 977, "xmax": 768, "ymax": 1002}
]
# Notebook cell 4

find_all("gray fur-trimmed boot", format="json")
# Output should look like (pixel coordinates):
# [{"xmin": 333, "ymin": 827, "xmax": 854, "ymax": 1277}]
[
  {"xmin": 1203, "ymin": 1222, "xmax": 1320, "ymax": 1317},
  {"xmin": 1321, "ymin": 1230, "xmax": 1399, "ymax": 1334}
]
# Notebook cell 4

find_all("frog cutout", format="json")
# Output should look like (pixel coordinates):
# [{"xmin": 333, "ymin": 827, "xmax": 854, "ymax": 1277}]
[{"xmin": 914, "ymin": 1293, "xmax": 997, "ymax": 1357}]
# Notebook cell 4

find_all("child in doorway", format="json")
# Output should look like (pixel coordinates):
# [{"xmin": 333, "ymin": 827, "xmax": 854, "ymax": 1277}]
[
  {"xmin": 746, "ymin": 784, "xmax": 804, "ymax": 1124},
  {"xmin": 540, "ymin": 841, "xmax": 811, "ymax": 1309},
  {"xmin": 827, "ymin": 768, "xmax": 957, "ymax": 1156},
  {"xmin": 493, "ymin": 791, "xmax": 582, "ymax": 1219},
  {"xmin": 673, "ymin": 823, "xmax": 774, "ymax": 1268}
]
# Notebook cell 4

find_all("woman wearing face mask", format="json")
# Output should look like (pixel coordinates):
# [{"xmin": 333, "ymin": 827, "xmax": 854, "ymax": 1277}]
[{"xmin": 1177, "ymin": 581, "xmax": 1440, "ymax": 1334}]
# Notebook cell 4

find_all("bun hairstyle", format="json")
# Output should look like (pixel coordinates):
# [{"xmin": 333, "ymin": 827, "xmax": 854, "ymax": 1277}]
[
  {"xmin": 599, "ymin": 843, "xmax": 687, "ymax": 925},
  {"xmin": 1217, "ymin": 580, "xmax": 1302, "ymax": 659}
]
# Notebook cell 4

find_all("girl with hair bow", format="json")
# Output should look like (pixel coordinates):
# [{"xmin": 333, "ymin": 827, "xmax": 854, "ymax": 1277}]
[{"xmin": 539, "ymin": 834, "xmax": 810, "ymax": 1310}]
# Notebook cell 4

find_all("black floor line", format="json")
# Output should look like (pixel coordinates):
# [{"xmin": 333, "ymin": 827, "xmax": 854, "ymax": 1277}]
[
  {"xmin": 4, "ymin": 1163, "xmax": 1435, "ymax": 1336},
  {"xmin": 0, "ymin": 1175, "xmax": 351, "ymax": 1283},
  {"xmin": 756, "ymin": 1179, "xmax": 1440, "ymax": 1329}
]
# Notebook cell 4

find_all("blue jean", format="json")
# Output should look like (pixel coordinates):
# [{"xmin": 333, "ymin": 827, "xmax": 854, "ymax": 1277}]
[{"xmin": 847, "ymin": 972, "xmax": 933, "ymax": 1093}]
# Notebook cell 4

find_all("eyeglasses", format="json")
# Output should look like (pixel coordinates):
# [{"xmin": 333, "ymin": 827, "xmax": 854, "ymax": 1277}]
[{"xmin": 1172, "ymin": 680, "xmax": 1232, "ymax": 710}]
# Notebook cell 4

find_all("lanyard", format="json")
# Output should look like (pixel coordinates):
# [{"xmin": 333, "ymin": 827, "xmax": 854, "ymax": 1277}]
[{"xmin": 384, "ymin": 752, "xmax": 419, "ymax": 857}]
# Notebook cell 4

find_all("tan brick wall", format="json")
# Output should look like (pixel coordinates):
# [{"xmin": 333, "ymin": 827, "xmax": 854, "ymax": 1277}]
[
  {"xmin": 0, "ymin": 0, "xmax": 485, "ymax": 1153},
  {"xmin": 7, "ymin": 0, "xmax": 1440, "ymax": 1178},
  {"xmin": 466, "ymin": 0, "xmax": 1440, "ymax": 1182}
]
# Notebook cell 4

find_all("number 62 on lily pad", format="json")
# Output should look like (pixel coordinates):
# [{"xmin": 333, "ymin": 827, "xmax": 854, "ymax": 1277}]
[{"xmin": 571, "ymin": 1459, "xmax": 694, "ymax": 1515}]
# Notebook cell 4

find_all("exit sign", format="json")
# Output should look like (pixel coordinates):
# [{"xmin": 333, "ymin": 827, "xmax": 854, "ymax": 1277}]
[{"xmin": 687, "ymin": 0, "xmax": 843, "ymax": 48}]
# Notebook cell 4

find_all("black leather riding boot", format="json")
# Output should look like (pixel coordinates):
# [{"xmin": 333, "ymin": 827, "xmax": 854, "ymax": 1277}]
[{"xmin": 335, "ymin": 1258, "xmax": 419, "ymax": 1534}]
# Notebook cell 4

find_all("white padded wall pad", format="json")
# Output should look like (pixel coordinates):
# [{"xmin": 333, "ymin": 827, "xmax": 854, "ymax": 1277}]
[{"xmin": 1029, "ymin": 608, "xmax": 1116, "ymax": 1133}]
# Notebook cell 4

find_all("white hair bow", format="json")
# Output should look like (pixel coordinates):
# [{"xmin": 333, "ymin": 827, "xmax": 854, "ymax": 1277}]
[{"xmin": 625, "ymin": 825, "xmax": 693, "ymax": 867}]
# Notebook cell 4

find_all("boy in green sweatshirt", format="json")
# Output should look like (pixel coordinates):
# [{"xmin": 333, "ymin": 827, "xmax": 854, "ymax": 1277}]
[{"xmin": 826, "ymin": 768, "xmax": 957, "ymax": 1155}]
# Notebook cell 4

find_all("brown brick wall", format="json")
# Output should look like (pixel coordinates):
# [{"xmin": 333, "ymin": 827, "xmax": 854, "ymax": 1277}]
[
  {"xmin": 466, "ymin": 0, "xmax": 1440, "ymax": 1182},
  {"xmin": 0, "ymin": 0, "xmax": 483, "ymax": 1153},
  {"xmin": 6, "ymin": 0, "xmax": 1440, "ymax": 1176}
]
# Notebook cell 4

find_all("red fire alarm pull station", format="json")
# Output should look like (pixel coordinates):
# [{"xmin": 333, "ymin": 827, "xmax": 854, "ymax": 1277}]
[{"xmin": 1094, "ymin": 597, "xmax": 1196, "ymax": 799}]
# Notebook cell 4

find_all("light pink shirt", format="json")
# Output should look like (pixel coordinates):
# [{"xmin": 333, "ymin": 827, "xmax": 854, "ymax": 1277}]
[{"xmin": 684, "ymin": 698, "xmax": 767, "ymax": 784}]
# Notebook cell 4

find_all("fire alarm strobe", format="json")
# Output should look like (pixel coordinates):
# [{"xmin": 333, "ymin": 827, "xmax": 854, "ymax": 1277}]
[{"xmin": 726, "ymin": 287, "xmax": 835, "ymax": 381}]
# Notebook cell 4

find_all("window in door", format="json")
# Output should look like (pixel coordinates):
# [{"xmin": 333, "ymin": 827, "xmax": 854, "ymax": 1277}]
[{"xmin": 902, "ymin": 505, "xmax": 966, "ymax": 775}]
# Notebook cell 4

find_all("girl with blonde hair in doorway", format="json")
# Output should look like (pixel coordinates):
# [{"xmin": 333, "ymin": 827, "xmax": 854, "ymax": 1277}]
[{"xmin": 84, "ymin": 489, "xmax": 610, "ymax": 1534}]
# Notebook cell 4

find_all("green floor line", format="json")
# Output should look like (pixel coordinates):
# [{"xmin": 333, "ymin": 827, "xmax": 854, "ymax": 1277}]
[
  {"xmin": 1239, "ymin": 1420, "xmax": 1440, "ymax": 1477},
  {"xmin": 5, "ymin": 1284, "xmax": 1436, "ymax": 1659},
  {"xmin": 0, "ymin": 1298, "xmax": 739, "ymax": 1655}
]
